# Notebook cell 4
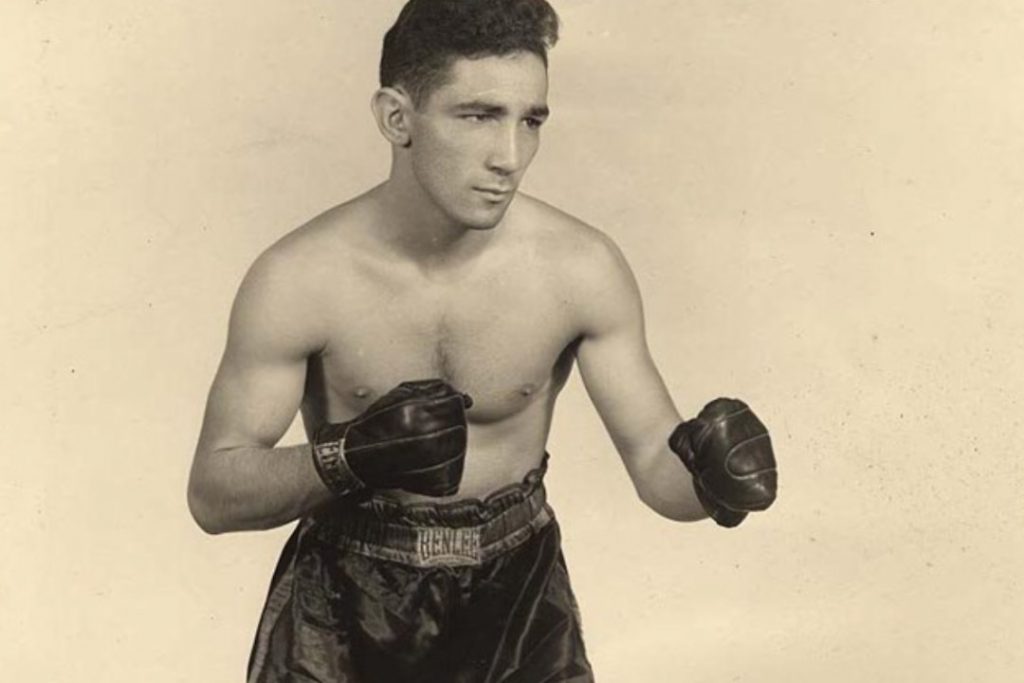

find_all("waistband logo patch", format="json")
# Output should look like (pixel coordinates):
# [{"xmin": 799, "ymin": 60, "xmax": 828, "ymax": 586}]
[{"xmin": 416, "ymin": 526, "xmax": 482, "ymax": 566}]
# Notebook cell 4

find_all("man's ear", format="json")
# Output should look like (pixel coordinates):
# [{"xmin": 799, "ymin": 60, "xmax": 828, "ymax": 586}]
[{"xmin": 371, "ymin": 87, "xmax": 414, "ymax": 147}]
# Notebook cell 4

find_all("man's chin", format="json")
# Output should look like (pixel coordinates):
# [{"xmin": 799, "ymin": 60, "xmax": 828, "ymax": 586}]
[
  {"xmin": 464, "ymin": 220, "xmax": 502, "ymax": 231},
  {"xmin": 459, "ymin": 205, "xmax": 511, "ymax": 231}
]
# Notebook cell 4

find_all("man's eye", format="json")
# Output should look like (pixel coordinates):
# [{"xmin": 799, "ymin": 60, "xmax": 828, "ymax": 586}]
[
  {"xmin": 463, "ymin": 113, "xmax": 493, "ymax": 122},
  {"xmin": 524, "ymin": 117, "xmax": 545, "ymax": 130}
]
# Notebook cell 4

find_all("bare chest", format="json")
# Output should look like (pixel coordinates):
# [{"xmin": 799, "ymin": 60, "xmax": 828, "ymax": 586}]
[{"xmin": 309, "ymin": 264, "xmax": 578, "ymax": 422}]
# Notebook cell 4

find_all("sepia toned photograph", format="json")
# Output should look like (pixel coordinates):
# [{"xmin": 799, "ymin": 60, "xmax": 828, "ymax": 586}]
[{"xmin": 3, "ymin": 1, "xmax": 1021, "ymax": 681}]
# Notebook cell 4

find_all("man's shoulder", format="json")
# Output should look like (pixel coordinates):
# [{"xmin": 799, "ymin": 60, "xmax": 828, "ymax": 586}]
[
  {"xmin": 233, "ymin": 195, "xmax": 373, "ymax": 319},
  {"xmin": 266, "ymin": 196, "xmax": 369, "ymax": 262},
  {"xmin": 514, "ymin": 193, "xmax": 625, "ymax": 271},
  {"xmin": 515, "ymin": 195, "xmax": 640, "ymax": 326},
  {"xmin": 247, "ymin": 193, "xmax": 372, "ymax": 284}
]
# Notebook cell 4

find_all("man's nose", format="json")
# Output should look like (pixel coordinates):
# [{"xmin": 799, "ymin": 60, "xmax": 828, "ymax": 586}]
[{"xmin": 486, "ymin": 125, "xmax": 524, "ymax": 176}]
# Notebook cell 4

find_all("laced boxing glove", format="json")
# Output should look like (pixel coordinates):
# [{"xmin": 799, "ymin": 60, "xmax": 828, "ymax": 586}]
[
  {"xmin": 669, "ymin": 398, "xmax": 778, "ymax": 528},
  {"xmin": 312, "ymin": 379, "xmax": 473, "ymax": 498}
]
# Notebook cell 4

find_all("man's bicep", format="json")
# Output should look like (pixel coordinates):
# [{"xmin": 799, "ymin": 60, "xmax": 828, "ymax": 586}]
[
  {"xmin": 197, "ymin": 255, "xmax": 323, "ymax": 454},
  {"xmin": 198, "ymin": 350, "xmax": 307, "ymax": 453},
  {"xmin": 572, "ymin": 235, "xmax": 680, "ymax": 463},
  {"xmin": 576, "ymin": 320, "xmax": 679, "ymax": 462}
]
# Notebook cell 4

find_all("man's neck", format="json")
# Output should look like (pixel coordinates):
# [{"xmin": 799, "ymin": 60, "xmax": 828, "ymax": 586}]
[{"xmin": 368, "ymin": 173, "xmax": 499, "ymax": 272}]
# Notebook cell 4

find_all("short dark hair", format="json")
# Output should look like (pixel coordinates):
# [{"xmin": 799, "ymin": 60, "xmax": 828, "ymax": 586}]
[{"xmin": 380, "ymin": 0, "xmax": 560, "ymax": 107}]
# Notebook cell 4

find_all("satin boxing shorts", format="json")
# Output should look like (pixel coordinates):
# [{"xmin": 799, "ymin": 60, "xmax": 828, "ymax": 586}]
[{"xmin": 247, "ymin": 456, "xmax": 594, "ymax": 682}]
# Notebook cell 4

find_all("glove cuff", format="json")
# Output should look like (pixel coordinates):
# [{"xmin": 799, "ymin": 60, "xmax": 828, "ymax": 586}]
[
  {"xmin": 668, "ymin": 420, "xmax": 700, "ymax": 472},
  {"xmin": 670, "ymin": 419, "xmax": 748, "ymax": 529},
  {"xmin": 312, "ymin": 423, "xmax": 365, "ymax": 497}
]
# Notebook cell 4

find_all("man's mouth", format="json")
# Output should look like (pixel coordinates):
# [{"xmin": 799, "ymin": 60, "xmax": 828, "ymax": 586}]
[{"xmin": 474, "ymin": 187, "xmax": 514, "ymax": 199}]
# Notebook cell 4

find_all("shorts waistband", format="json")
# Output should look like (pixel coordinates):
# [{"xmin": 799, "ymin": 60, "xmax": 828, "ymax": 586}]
[{"xmin": 304, "ymin": 455, "xmax": 553, "ymax": 568}]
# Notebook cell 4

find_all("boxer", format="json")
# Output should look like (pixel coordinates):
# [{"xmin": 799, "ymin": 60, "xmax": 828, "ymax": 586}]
[{"xmin": 188, "ymin": 1, "xmax": 778, "ymax": 680}]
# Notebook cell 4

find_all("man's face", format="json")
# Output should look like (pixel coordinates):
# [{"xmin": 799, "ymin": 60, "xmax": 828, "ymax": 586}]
[{"xmin": 407, "ymin": 51, "xmax": 550, "ymax": 230}]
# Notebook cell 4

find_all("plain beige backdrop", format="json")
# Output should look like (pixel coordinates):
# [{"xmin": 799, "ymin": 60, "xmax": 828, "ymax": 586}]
[{"xmin": 3, "ymin": 0, "xmax": 1022, "ymax": 680}]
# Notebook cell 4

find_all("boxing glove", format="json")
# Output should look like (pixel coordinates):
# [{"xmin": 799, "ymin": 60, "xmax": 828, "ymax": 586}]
[
  {"xmin": 669, "ymin": 398, "xmax": 777, "ymax": 528},
  {"xmin": 312, "ymin": 379, "xmax": 473, "ymax": 498}
]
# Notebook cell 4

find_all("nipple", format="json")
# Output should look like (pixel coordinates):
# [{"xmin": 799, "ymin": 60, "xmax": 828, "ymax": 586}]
[
  {"xmin": 353, "ymin": 386, "xmax": 372, "ymax": 400},
  {"xmin": 519, "ymin": 383, "xmax": 536, "ymax": 397}
]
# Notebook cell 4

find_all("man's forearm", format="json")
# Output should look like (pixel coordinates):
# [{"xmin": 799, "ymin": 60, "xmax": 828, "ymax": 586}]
[
  {"xmin": 623, "ymin": 419, "xmax": 708, "ymax": 522},
  {"xmin": 187, "ymin": 443, "xmax": 334, "ymax": 534},
  {"xmin": 634, "ymin": 442, "xmax": 708, "ymax": 522}
]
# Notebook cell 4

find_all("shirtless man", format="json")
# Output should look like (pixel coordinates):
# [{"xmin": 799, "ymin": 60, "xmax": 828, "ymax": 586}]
[{"xmin": 187, "ymin": 1, "xmax": 777, "ymax": 681}]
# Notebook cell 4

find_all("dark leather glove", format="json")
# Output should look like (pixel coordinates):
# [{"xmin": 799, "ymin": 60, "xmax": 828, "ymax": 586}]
[
  {"xmin": 313, "ymin": 379, "xmax": 473, "ymax": 498},
  {"xmin": 669, "ymin": 398, "xmax": 777, "ymax": 528}
]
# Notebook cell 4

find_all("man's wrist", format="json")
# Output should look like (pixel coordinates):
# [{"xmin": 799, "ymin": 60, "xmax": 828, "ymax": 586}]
[
  {"xmin": 669, "ymin": 418, "xmax": 748, "ymax": 527},
  {"xmin": 311, "ymin": 425, "xmax": 365, "ymax": 496}
]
